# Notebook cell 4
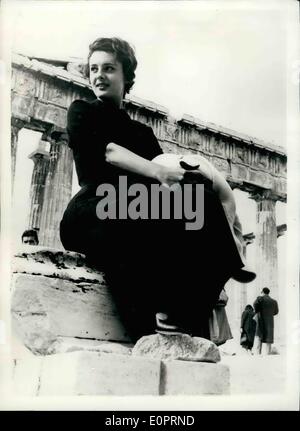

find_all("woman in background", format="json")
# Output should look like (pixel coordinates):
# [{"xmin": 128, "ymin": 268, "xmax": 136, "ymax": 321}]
[
  {"xmin": 209, "ymin": 289, "xmax": 233, "ymax": 347},
  {"xmin": 240, "ymin": 304, "xmax": 257, "ymax": 353}
]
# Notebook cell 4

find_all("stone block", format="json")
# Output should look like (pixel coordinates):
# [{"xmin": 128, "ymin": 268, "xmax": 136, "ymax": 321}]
[
  {"xmin": 50, "ymin": 337, "xmax": 132, "ymax": 355},
  {"xmin": 12, "ymin": 355, "xmax": 43, "ymax": 397},
  {"xmin": 12, "ymin": 273, "xmax": 131, "ymax": 354},
  {"xmin": 274, "ymin": 177, "xmax": 287, "ymax": 195},
  {"xmin": 212, "ymin": 157, "xmax": 230, "ymax": 174},
  {"xmin": 12, "ymin": 247, "xmax": 100, "ymax": 283},
  {"xmin": 231, "ymin": 164, "xmax": 249, "ymax": 182},
  {"xmin": 34, "ymin": 100, "xmax": 67, "ymax": 128},
  {"xmin": 249, "ymin": 170, "xmax": 273, "ymax": 189},
  {"xmin": 132, "ymin": 334, "xmax": 221, "ymax": 363},
  {"xmin": 12, "ymin": 349, "xmax": 229, "ymax": 396},
  {"xmin": 161, "ymin": 361, "xmax": 230, "ymax": 395},
  {"xmin": 47, "ymin": 85, "xmax": 69, "ymax": 107},
  {"xmin": 13, "ymin": 70, "xmax": 37, "ymax": 96},
  {"xmin": 38, "ymin": 351, "xmax": 161, "ymax": 396},
  {"xmin": 11, "ymin": 93, "xmax": 34, "ymax": 120},
  {"xmin": 11, "ymin": 247, "xmax": 131, "ymax": 355}
]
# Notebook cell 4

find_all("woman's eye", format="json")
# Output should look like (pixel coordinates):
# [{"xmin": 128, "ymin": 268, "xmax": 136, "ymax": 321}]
[
  {"xmin": 105, "ymin": 66, "xmax": 114, "ymax": 72},
  {"xmin": 90, "ymin": 67, "xmax": 98, "ymax": 73}
]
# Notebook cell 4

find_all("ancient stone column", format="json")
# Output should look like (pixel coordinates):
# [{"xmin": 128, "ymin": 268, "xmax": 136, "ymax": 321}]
[
  {"xmin": 276, "ymin": 223, "xmax": 286, "ymax": 346},
  {"xmin": 27, "ymin": 140, "xmax": 50, "ymax": 233},
  {"xmin": 11, "ymin": 117, "xmax": 25, "ymax": 193},
  {"xmin": 240, "ymin": 233, "xmax": 255, "ymax": 313},
  {"xmin": 39, "ymin": 132, "xmax": 73, "ymax": 249},
  {"xmin": 251, "ymin": 190, "xmax": 279, "ymax": 298}
]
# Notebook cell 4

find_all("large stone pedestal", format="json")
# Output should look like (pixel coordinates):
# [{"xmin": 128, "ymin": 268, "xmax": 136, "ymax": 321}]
[
  {"xmin": 12, "ymin": 350, "xmax": 229, "ymax": 396},
  {"xmin": 11, "ymin": 247, "xmax": 131, "ymax": 355},
  {"xmin": 11, "ymin": 247, "xmax": 230, "ymax": 396}
]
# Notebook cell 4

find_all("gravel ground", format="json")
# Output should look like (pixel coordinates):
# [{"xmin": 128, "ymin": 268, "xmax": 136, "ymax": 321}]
[
  {"xmin": 219, "ymin": 338, "xmax": 286, "ymax": 394},
  {"xmin": 221, "ymin": 354, "xmax": 286, "ymax": 394}
]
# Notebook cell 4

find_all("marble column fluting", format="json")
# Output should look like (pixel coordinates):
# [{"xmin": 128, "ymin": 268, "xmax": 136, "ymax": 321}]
[
  {"xmin": 39, "ymin": 132, "xmax": 73, "ymax": 249},
  {"xmin": 27, "ymin": 140, "xmax": 50, "ymax": 233},
  {"xmin": 276, "ymin": 223, "xmax": 286, "ymax": 345},
  {"xmin": 11, "ymin": 117, "xmax": 25, "ymax": 194},
  {"xmin": 240, "ymin": 233, "xmax": 255, "ymax": 313},
  {"xmin": 251, "ymin": 190, "xmax": 279, "ymax": 299}
]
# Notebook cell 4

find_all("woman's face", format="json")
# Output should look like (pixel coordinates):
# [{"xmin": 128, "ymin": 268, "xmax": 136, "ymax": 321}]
[{"xmin": 89, "ymin": 50, "xmax": 125, "ymax": 106}]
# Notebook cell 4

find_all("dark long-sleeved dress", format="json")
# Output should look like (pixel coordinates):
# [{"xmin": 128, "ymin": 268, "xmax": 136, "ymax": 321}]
[{"xmin": 60, "ymin": 98, "xmax": 244, "ymax": 341}]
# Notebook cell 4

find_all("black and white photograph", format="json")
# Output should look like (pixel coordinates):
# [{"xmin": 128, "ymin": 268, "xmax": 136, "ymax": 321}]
[{"xmin": 0, "ymin": 0, "xmax": 299, "ymax": 413}]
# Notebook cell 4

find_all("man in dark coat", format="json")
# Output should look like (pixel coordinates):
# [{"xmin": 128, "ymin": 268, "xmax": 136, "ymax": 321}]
[{"xmin": 253, "ymin": 287, "xmax": 279, "ymax": 355}]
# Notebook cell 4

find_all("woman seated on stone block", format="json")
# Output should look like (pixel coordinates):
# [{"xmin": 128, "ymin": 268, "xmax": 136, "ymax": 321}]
[{"xmin": 60, "ymin": 37, "xmax": 254, "ymax": 342}]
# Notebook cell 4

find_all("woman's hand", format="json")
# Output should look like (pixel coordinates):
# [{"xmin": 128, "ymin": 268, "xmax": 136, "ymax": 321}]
[{"xmin": 154, "ymin": 164, "xmax": 185, "ymax": 188}]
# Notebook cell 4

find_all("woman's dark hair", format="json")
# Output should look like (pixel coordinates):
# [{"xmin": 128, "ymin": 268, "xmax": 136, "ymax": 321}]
[
  {"xmin": 245, "ymin": 304, "xmax": 253, "ymax": 311},
  {"xmin": 85, "ymin": 37, "xmax": 137, "ymax": 95}
]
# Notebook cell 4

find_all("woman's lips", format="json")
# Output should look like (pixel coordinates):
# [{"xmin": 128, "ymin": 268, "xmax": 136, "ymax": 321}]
[{"xmin": 96, "ymin": 83, "xmax": 108, "ymax": 90}]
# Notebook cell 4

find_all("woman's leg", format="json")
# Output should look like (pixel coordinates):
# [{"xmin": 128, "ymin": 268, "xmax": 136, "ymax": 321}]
[{"xmin": 152, "ymin": 179, "xmax": 243, "ymax": 337}]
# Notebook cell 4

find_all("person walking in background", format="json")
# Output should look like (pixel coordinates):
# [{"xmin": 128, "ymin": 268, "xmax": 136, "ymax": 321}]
[
  {"xmin": 253, "ymin": 287, "xmax": 279, "ymax": 355},
  {"xmin": 240, "ymin": 304, "xmax": 256, "ymax": 354},
  {"xmin": 209, "ymin": 289, "xmax": 233, "ymax": 347}
]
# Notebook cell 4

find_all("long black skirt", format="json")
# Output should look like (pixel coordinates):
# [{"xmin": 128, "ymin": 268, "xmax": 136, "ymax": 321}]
[{"xmin": 60, "ymin": 174, "xmax": 243, "ymax": 341}]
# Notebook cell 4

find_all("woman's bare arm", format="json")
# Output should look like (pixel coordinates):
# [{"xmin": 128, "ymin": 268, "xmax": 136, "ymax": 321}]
[{"xmin": 105, "ymin": 142, "xmax": 185, "ymax": 187}]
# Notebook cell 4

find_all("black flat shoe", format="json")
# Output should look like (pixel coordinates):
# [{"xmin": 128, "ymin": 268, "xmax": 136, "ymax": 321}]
[{"xmin": 179, "ymin": 160, "xmax": 200, "ymax": 170}]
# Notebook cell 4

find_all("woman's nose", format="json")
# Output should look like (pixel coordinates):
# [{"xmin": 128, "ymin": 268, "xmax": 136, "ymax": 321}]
[{"xmin": 96, "ymin": 68, "xmax": 105, "ymax": 80}]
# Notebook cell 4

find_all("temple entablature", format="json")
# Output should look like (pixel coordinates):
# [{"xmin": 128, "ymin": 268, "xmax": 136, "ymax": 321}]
[{"xmin": 174, "ymin": 115, "xmax": 286, "ymax": 201}]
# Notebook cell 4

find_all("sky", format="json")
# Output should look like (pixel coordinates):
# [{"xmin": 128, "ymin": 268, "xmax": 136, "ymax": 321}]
[{"xmin": 4, "ymin": 0, "xmax": 298, "ymax": 148}]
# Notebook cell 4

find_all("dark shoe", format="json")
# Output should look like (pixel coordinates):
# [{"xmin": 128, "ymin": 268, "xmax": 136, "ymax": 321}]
[
  {"xmin": 155, "ymin": 312, "xmax": 186, "ymax": 336},
  {"xmin": 179, "ymin": 160, "xmax": 200, "ymax": 170},
  {"xmin": 231, "ymin": 266, "xmax": 256, "ymax": 283}
]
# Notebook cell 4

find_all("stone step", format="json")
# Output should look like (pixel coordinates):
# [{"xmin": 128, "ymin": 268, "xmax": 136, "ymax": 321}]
[{"xmin": 12, "ymin": 351, "xmax": 230, "ymax": 396}]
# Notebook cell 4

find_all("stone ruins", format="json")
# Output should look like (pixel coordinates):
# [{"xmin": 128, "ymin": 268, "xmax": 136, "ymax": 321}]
[{"xmin": 10, "ymin": 53, "xmax": 287, "ymax": 395}]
